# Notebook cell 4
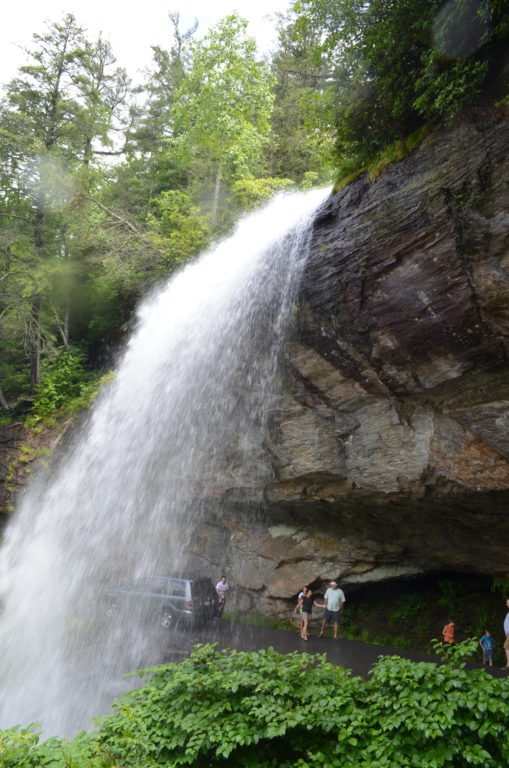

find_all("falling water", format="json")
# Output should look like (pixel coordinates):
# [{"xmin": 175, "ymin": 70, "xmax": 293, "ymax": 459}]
[{"xmin": 0, "ymin": 188, "xmax": 327, "ymax": 736}]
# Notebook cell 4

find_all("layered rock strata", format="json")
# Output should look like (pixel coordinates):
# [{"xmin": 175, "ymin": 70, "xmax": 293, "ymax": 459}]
[
  {"xmin": 2, "ymin": 109, "xmax": 509, "ymax": 615},
  {"xmin": 188, "ymin": 108, "xmax": 509, "ymax": 612}
]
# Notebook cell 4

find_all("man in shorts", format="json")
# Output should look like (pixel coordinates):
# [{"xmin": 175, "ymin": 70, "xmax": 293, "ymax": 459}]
[{"xmin": 319, "ymin": 581, "xmax": 346, "ymax": 639}]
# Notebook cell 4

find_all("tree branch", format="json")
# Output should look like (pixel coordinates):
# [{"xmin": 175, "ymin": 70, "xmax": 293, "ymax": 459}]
[
  {"xmin": 0, "ymin": 213, "xmax": 34, "ymax": 224},
  {"xmin": 80, "ymin": 192, "xmax": 140, "ymax": 233}
]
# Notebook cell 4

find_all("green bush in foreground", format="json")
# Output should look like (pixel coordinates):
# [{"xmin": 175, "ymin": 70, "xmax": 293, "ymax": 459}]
[{"xmin": 1, "ymin": 643, "xmax": 508, "ymax": 767}]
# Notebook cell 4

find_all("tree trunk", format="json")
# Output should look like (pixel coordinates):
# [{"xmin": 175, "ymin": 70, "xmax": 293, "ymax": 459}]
[
  {"xmin": 49, "ymin": 297, "xmax": 69, "ymax": 350},
  {"xmin": 211, "ymin": 165, "xmax": 221, "ymax": 228},
  {"xmin": 30, "ymin": 198, "xmax": 45, "ymax": 392},
  {"xmin": 29, "ymin": 294, "xmax": 42, "ymax": 393},
  {"xmin": 0, "ymin": 380, "xmax": 9, "ymax": 411},
  {"xmin": 62, "ymin": 230, "xmax": 70, "ymax": 349},
  {"xmin": 2, "ymin": 246, "xmax": 11, "ymax": 295},
  {"xmin": 63, "ymin": 303, "xmax": 69, "ymax": 349}
]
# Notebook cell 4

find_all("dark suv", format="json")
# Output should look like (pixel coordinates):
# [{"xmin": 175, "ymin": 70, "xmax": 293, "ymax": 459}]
[{"xmin": 104, "ymin": 575, "xmax": 218, "ymax": 629}]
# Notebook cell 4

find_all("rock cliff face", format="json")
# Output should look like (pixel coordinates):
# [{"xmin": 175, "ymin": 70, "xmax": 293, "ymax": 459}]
[
  {"xmin": 188, "ymin": 107, "xmax": 509, "ymax": 614},
  {"xmin": 2, "ymin": 109, "xmax": 508, "ymax": 616}
]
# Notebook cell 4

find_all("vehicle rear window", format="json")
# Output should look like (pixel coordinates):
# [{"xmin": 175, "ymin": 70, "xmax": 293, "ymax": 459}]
[
  {"xmin": 191, "ymin": 578, "xmax": 216, "ymax": 597},
  {"xmin": 168, "ymin": 579, "xmax": 186, "ymax": 597}
]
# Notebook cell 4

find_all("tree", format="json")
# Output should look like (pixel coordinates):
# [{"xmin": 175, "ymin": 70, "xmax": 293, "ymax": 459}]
[
  {"xmin": 292, "ymin": 0, "xmax": 509, "ymax": 168},
  {"xmin": 269, "ymin": 12, "xmax": 335, "ymax": 181},
  {"xmin": 170, "ymin": 14, "xmax": 276, "ymax": 227},
  {"xmin": 0, "ymin": 14, "xmax": 129, "ymax": 391},
  {"xmin": 146, "ymin": 190, "xmax": 210, "ymax": 269},
  {"xmin": 130, "ymin": 11, "xmax": 197, "ymax": 156}
]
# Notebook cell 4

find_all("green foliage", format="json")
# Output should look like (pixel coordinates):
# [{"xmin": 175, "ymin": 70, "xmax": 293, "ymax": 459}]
[
  {"xmin": 389, "ymin": 592, "xmax": 422, "ymax": 625},
  {"xmin": 147, "ymin": 190, "xmax": 210, "ymax": 267},
  {"xmin": 3, "ymin": 644, "xmax": 509, "ymax": 767},
  {"xmin": 0, "ymin": 725, "xmax": 40, "ymax": 768},
  {"xmin": 0, "ymin": 725, "xmax": 115, "ymax": 768},
  {"xmin": 491, "ymin": 576, "xmax": 509, "ymax": 597},
  {"xmin": 430, "ymin": 636, "xmax": 479, "ymax": 665},
  {"xmin": 30, "ymin": 348, "xmax": 92, "ymax": 419},
  {"xmin": 170, "ymin": 15, "xmax": 276, "ymax": 199},
  {"xmin": 0, "ymin": 361, "xmax": 31, "ymax": 403},
  {"xmin": 268, "ymin": 14, "xmax": 335, "ymax": 181},
  {"xmin": 299, "ymin": 170, "xmax": 331, "ymax": 190},
  {"xmin": 293, "ymin": 0, "xmax": 509, "ymax": 168},
  {"xmin": 332, "ymin": 161, "xmax": 368, "ymax": 194},
  {"xmin": 367, "ymin": 122, "xmax": 435, "ymax": 182},
  {"xmin": 0, "ymin": 13, "xmax": 130, "ymax": 398},
  {"xmin": 1, "ymin": 10, "xmax": 308, "ymax": 404},
  {"xmin": 364, "ymin": 650, "xmax": 509, "ymax": 767},
  {"xmin": 231, "ymin": 177, "xmax": 295, "ymax": 209}
]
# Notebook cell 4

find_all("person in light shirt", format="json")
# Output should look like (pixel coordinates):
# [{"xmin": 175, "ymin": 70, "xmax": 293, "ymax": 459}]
[
  {"xmin": 215, "ymin": 576, "xmax": 229, "ymax": 617},
  {"xmin": 319, "ymin": 581, "xmax": 346, "ymax": 639}
]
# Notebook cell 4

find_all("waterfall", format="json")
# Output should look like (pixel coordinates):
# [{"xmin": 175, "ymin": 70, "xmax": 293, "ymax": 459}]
[{"xmin": 0, "ymin": 188, "xmax": 327, "ymax": 736}]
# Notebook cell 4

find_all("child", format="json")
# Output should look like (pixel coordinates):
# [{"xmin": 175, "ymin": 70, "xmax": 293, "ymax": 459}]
[
  {"xmin": 479, "ymin": 629, "xmax": 495, "ymax": 667},
  {"xmin": 442, "ymin": 620, "xmax": 455, "ymax": 643}
]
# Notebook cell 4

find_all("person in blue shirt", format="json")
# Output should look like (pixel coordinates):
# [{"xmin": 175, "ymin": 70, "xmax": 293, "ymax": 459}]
[{"xmin": 479, "ymin": 629, "xmax": 495, "ymax": 667}]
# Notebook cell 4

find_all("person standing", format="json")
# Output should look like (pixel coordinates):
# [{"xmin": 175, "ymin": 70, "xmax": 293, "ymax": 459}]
[
  {"xmin": 479, "ymin": 629, "xmax": 495, "ymax": 667},
  {"xmin": 215, "ymin": 576, "xmax": 229, "ymax": 617},
  {"xmin": 295, "ymin": 587, "xmax": 306, "ymax": 614},
  {"xmin": 442, "ymin": 620, "xmax": 456, "ymax": 643},
  {"xmin": 294, "ymin": 588, "xmax": 323, "ymax": 640},
  {"xmin": 503, "ymin": 598, "xmax": 509, "ymax": 669},
  {"xmin": 319, "ymin": 581, "xmax": 345, "ymax": 639}
]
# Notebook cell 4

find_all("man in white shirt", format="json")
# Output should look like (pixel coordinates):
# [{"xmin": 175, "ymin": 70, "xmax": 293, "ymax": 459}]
[
  {"xmin": 319, "ymin": 581, "xmax": 346, "ymax": 639},
  {"xmin": 216, "ymin": 576, "xmax": 229, "ymax": 617},
  {"xmin": 503, "ymin": 598, "xmax": 509, "ymax": 668}
]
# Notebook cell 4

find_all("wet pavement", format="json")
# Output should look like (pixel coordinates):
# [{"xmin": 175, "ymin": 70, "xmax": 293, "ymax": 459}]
[
  {"xmin": 159, "ymin": 619, "xmax": 509, "ymax": 679},
  {"xmin": 82, "ymin": 616, "xmax": 507, "ymax": 731}
]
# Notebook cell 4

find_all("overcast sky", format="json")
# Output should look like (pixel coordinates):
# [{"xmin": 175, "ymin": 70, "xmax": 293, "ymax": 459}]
[{"xmin": 1, "ymin": 0, "xmax": 293, "ymax": 86}]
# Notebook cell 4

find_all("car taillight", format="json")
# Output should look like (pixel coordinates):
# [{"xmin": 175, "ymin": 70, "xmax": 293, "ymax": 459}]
[{"xmin": 185, "ymin": 599, "xmax": 193, "ymax": 610}]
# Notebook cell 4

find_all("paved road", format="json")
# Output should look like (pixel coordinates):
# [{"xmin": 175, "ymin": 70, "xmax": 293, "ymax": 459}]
[
  {"xmin": 87, "ymin": 616, "xmax": 506, "ymax": 730},
  {"xmin": 160, "ymin": 619, "xmax": 508, "ymax": 679}
]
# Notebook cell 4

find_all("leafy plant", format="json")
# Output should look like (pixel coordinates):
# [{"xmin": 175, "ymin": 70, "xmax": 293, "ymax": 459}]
[
  {"xmin": 430, "ymin": 636, "xmax": 478, "ymax": 666},
  {"xmin": 2, "ymin": 644, "xmax": 509, "ymax": 767},
  {"xmin": 389, "ymin": 592, "xmax": 422, "ymax": 625},
  {"xmin": 491, "ymin": 576, "xmax": 509, "ymax": 597},
  {"xmin": 294, "ymin": 0, "xmax": 509, "ymax": 170},
  {"xmin": 231, "ymin": 177, "xmax": 295, "ymax": 209},
  {"xmin": 29, "ymin": 348, "xmax": 92, "ymax": 420}
]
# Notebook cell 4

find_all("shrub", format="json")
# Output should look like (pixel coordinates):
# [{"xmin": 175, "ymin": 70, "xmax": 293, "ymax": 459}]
[
  {"xmin": 30, "ymin": 348, "xmax": 92, "ymax": 419},
  {"xmin": 2, "ymin": 643, "xmax": 508, "ymax": 767}
]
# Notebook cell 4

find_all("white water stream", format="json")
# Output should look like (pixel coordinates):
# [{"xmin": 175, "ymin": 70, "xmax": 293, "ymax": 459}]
[{"xmin": 0, "ymin": 188, "xmax": 327, "ymax": 736}]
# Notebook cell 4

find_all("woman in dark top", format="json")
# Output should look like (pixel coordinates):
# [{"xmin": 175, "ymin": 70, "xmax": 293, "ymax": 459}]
[{"xmin": 294, "ymin": 588, "xmax": 324, "ymax": 640}]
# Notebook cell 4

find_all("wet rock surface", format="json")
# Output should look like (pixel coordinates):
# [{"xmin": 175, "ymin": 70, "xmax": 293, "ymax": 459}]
[
  {"xmin": 2, "ymin": 109, "xmax": 509, "ymax": 615},
  {"xmin": 187, "ymin": 108, "xmax": 509, "ymax": 610}
]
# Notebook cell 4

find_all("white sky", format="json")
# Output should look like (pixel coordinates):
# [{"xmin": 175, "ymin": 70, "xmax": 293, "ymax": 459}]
[{"xmin": 1, "ymin": 0, "xmax": 293, "ymax": 87}]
